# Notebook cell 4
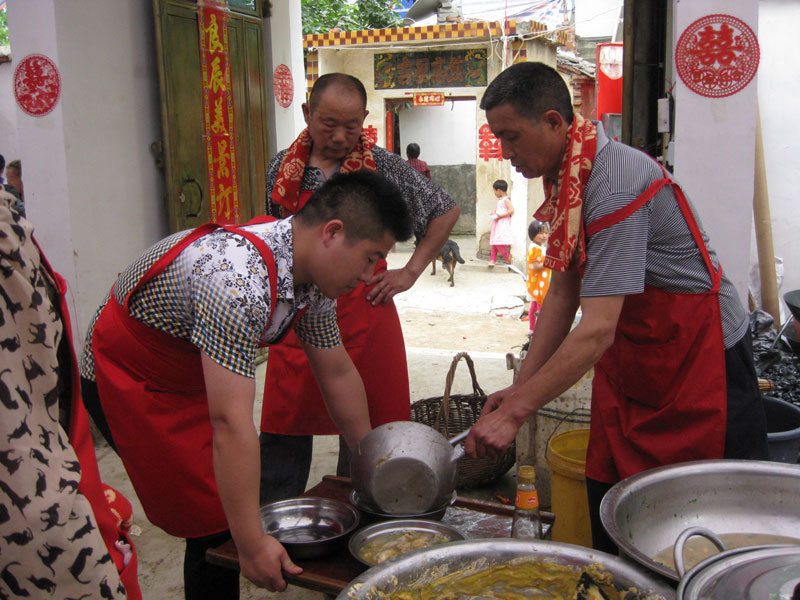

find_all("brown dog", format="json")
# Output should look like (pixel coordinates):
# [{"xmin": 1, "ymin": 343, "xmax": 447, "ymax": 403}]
[{"xmin": 430, "ymin": 239, "xmax": 465, "ymax": 287}]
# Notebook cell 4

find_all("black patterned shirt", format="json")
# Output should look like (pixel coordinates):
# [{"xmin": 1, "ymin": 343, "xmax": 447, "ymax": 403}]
[{"xmin": 80, "ymin": 218, "xmax": 338, "ymax": 380}]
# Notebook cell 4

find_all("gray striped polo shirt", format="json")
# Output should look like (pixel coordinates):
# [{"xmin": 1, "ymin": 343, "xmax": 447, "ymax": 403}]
[{"xmin": 580, "ymin": 124, "xmax": 748, "ymax": 349}]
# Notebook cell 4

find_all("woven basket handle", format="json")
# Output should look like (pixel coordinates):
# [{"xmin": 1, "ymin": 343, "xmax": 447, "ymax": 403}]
[{"xmin": 434, "ymin": 352, "xmax": 486, "ymax": 434}]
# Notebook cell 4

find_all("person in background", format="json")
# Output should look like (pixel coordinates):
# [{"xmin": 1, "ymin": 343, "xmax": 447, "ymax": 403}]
[
  {"xmin": 0, "ymin": 153, "xmax": 5, "ymax": 184},
  {"xmin": 4, "ymin": 159, "xmax": 24, "ymax": 217},
  {"xmin": 525, "ymin": 220, "xmax": 551, "ymax": 335},
  {"xmin": 465, "ymin": 62, "xmax": 768, "ymax": 553},
  {"xmin": 262, "ymin": 73, "xmax": 459, "ymax": 506},
  {"xmin": 0, "ymin": 194, "xmax": 141, "ymax": 599},
  {"xmin": 488, "ymin": 179, "xmax": 513, "ymax": 266},
  {"xmin": 405, "ymin": 142, "xmax": 431, "ymax": 179},
  {"xmin": 80, "ymin": 171, "xmax": 413, "ymax": 599}
]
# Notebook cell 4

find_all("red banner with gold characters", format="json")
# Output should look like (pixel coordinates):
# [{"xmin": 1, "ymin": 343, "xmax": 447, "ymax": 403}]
[
  {"xmin": 413, "ymin": 92, "xmax": 445, "ymax": 107},
  {"xmin": 198, "ymin": 0, "xmax": 240, "ymax": 223}
]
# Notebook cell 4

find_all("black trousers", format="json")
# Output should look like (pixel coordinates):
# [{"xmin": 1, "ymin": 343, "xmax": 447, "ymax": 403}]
[
  {"xmin": 258, "ymin": 432, "xmax": 352, "ymax": 505},
  {"xmin": 184, "ymin": 531, "xmax": 239, "ymax": 600},
  {"xmin": 585, "ymin": 330, "xmax": 769, "ymax": 553}
]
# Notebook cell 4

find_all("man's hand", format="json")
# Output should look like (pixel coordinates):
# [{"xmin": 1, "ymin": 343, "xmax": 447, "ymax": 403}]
[
  {"xmin": 465, "ymin": 386, "xmax": 526, "ymax": 458},
  {"xmin": 238, "ymin": 534, "xmax": 303, "ymax": 592},
  {"xmin": 365, "ymin": 267, "xmax": 416, "ymax": 305}
]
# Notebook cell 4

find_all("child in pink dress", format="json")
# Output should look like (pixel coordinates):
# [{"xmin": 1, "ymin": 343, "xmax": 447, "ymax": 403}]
[
  {"xmin": 489, "ymin": 179, "xmax": 513, "ymax": 265},
  {"xmin": 526, "ymin": 220, "xmax": 551, "ymax": 334}
]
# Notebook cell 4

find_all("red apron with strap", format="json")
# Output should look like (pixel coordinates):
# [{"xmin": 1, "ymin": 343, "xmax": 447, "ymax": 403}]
[
  {"xmin": 585, "ymin": 168, "xmax": 727, "ymax": 484},
  {"xmin": 93, "ymin": 219, "xmax": 284, "ymax": 538},
  {"xmin": 261, "ymin": 191, "xmax": 410, "ymax": 435},
  {"xmin": 36, "ymin": 246, "xmax": 142, "ymax": 598}
]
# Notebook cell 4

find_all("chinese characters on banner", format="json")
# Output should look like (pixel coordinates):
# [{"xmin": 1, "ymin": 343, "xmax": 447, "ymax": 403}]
[
  {"xmin": 198, "ymin": 0, "xmax": 240, "ymax": 224},
  {"xmin": 478, "ymin": 124, "xmax": 503, "ymax": 161},
  {"xmin": 374, "ymin": 49, "xmax": 487, "ymax": 89},
  {"xmin": 413, "ymin": 92, "xmax": 445, "ymax": 107}
]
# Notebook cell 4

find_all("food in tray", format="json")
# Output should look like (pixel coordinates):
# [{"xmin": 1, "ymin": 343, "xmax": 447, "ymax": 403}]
[{"xmin": 358, "ymin": 530, "xmax": 452, "ymax": 565}]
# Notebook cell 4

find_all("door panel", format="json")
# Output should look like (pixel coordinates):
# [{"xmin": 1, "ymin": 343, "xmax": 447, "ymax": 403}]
[{"xmin": 153, "ymin": 0, "xmax": 269, "ymax": 232}]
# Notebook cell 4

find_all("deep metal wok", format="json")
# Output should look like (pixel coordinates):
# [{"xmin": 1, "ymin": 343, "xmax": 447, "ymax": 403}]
[
  {"xmin": 600, "ymin": 459, "xmax": 800, "ymax": 581},
  {"xmin": 336, "ymin": 539, "xmax": 676, "ymax": 599},
  {"xmin": 350, "ymin": 420, "xmax": 468, "ymax": 515}
]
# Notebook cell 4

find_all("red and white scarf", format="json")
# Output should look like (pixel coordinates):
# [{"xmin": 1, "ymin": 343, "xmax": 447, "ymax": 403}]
[
  {"xmin": 270, "ymin": 128, "xmax": 377, "ymax": 216},
  {"xmin": 534, "ymin": 114, "xmax": 597, "ymax": 272}
]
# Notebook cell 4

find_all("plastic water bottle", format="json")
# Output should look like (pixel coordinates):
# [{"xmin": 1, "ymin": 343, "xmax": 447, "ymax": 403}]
[{"xmin": 511, "ymin": 465, "xmax": 542, "ymax": 539}]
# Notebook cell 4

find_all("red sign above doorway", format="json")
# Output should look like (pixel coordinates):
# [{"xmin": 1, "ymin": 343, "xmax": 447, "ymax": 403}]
[{"xmin": 413, "ymin": 92, "xmax": 445, "ymax": 107}]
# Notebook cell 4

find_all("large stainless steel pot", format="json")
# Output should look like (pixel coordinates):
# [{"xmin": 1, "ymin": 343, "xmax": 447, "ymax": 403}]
[
  {"xmin": 674, "ymin": 528, "xmax": 800, "ymax": 600},
  {"xmin": 600, "ymin": 459, "xmax": 800, "ymax": 581},
  {"xmin": 336, "ymin": 539, "xmax": 676, "ymax": 599},
  {"xmin": 350, "ymin": 420, "xmax": 468, "ymax": 515}
]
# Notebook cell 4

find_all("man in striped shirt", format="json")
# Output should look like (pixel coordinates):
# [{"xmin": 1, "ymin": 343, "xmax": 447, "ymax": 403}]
[{"xmin": 466, "ymin": 62, "xmax": 767, "ymax": 552}]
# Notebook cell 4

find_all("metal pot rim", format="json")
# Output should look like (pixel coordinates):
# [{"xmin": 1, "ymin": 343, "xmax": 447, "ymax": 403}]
[
  {"xmin": 677, "ymin": 544, "xmax": 800, "ymax": 599},
  {"xmin": 600, "ymin": 459, "xmax": 800, "ymax": 581}
]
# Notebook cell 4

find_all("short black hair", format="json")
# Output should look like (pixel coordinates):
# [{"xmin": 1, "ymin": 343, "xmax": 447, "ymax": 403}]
[
  {"xmin": 528, "ymin": 220, "xmax": 549, "ymax": 241},
  {"xmin": 296, "ymin": 170, "xmax": 413, "ymax": 244},
  {"xmin": 493, "ymin": 179, "xmax": 508, "ymax": 192},
  {"xmin": 308, "ymin": 73, "xmax": 367, "ymax": 113},
  {"xmin": 480, "ymin": 62, "xmax": 573, "ymax": 125},
  {"xmin": 406, "ymin": 143, "xmax": 420, "ymax": 159},
  {"xmin": 0, "ymin": 155, "xmax": 5, "ymax": 172}
]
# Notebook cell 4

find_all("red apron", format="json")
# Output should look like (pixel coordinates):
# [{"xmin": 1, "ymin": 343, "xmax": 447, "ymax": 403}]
[
  {"xmin": 93, "ymin": 219, "xmax": 286, "ymax": 538},
  {"xmin": 585, "ymin": 169, "xmax": 727, "ymax": 484},
  {"xmin": 261, "ymin": 190, "xmax": 410, "ymax": 435},
  {"xmin": 36, "ymin": 246, "xmax": 142, "ymax": 598}
]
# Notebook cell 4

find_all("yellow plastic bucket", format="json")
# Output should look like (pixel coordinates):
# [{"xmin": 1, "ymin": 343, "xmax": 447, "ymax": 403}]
[{"xmin": 546, "ymin": 428, "xmax": 592, "ymax": 547}]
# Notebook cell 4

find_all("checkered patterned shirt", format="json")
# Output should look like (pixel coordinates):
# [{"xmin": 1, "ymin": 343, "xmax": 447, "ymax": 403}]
[{"xmin": 80, "ymin": 218, "xmax": 339, "ymax": 380}]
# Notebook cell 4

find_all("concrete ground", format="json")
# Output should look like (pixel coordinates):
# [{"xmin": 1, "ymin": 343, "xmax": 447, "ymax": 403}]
[{"xmin": 96, "ymin": 235, "xmax": 533, "ymax": 599}]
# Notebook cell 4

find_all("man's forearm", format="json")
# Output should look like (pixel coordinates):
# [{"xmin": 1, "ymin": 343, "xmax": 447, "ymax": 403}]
[{"xmin": 212, "ymin": 422, "xmax": 264, "ymax": 553}]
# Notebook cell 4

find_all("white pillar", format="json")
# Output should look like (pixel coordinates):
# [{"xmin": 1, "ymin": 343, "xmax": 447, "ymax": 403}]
[
  {"xmin": 671, "ymin": 0, "xmax": 759, "ymax": 302},
  {"xmin": 265, "ymin": 1, "xmax": 306, "ymax": 154}
]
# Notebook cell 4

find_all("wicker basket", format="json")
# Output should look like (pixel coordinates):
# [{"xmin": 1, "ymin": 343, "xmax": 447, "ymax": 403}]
[{"xmin": 410, "ymin": 352, "xmax": 516, "ymax": 489}]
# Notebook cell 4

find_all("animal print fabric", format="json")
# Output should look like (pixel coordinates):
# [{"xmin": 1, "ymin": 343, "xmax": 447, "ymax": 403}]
[{"xmin": 0, "ymin": 198, "xmax": 127, "ymax": 598}]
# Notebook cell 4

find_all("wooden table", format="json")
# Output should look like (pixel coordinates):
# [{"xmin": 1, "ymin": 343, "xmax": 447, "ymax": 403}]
[{"xmin": 207, "ymin": 475, "xmax": 555, "ymax": 597}]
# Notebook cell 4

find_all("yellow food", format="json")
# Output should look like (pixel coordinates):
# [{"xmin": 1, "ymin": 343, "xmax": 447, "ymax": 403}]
[{"xmin": 359, "ymin": 530, "xmax": 452, "ymax": 565}]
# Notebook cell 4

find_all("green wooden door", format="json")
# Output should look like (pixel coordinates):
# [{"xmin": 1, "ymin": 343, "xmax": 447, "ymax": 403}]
[{"xmin": 153, "ymin": 0, "xmax": 269, "ymax": 232}]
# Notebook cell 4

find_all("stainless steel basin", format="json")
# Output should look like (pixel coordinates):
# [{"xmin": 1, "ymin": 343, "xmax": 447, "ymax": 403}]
[
  {"xmin": 600, "ymin": 459, "xmax": 800, "ymax": 581},
  {"xmin": 336, "ymin": 539, "xmax": 676, "ymax": 599}
]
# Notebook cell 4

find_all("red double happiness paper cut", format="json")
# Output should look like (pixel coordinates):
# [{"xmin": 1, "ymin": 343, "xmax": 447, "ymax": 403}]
[{"xmin": 675, "ymin": 13, "xmax": 759, "ymax": 99}]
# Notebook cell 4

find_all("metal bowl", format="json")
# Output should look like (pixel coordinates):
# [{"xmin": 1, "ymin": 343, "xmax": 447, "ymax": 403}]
[
  {"xmin": 600, "ymin": 459, "xmax": 800, "ymax": 581},
  {"xmin": 336, "ymin": 539, "xmax": 676, "ymax": 599},
  {"xmin": 259, "ymin": 497, "xmax": 360, "ymax": 560},
  {"xmin": 350, "ymin": 489, "xmax": 456, "ymax": 521},
  {"xmin": 348, "ymin": 519, "xmax": 465, "ymax": 567}
]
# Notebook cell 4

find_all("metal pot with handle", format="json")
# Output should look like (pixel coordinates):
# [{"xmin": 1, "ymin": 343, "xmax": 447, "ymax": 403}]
[
  {"xmin": 675, "ymin": 526, "xmax": 800, "ymax": 600},
  {"xmin": 350, "ymin": 420, "xmax": 469, "ymax": 515}
]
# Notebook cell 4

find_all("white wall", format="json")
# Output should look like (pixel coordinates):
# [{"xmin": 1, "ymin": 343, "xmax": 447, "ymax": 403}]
[
  {"xmin": 7, "ymin": 0, "xmax": 166, "ymax": 345},
  {"xmin": 0, "ymin": 58, "xmax": 19, "ymax": 161},
  {"xmin": 671, "ymin": 0, "xmax": 758, "ymax": 304},
  {"xmin": 757, "ymin": 0, "xmax": 800, "ymax": 306},
  {"xmin": 264, "ymin": 0, "xmax": 305, "ymax": 154},
  {"xmin": 400, "ymin": 101, "xmax": 476, "ymax": 165}
]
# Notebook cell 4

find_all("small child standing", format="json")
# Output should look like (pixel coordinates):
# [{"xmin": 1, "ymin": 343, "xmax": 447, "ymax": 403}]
[
  {"xmin": 489, "ymin": 179, "xmax": 513, "ymax": 265},
  {"xmin": 526, "ymin": 220, "xmax": 551, "ymax": 335}
]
